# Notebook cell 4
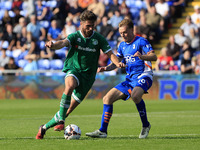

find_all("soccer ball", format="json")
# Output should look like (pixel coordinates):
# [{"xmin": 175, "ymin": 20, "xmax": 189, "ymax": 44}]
[{"xmin": 64, "ymin": 124, "xmax": 81, "ymax": 140}]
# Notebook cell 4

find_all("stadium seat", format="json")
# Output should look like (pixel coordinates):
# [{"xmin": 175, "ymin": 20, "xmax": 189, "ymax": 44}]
[
  {"xmin": 37, "ymin": 41, "xmax": 46, "ymax": 50},
  {"xmin": 55, "ymin": 47, "xmax": 67, "ymax": 59},
  {"xmin": 1, "ymin": 41, "xmax": 9, "ymax": 49},
  {"xmin": 46, "ymin": 0, "xmax": 57, "ymax": 8},
  {"xmin": 12, "ymin": 49, "xmax": 22, "ymax": 59},
  {"xmin": 17, "ymin": 59, "xmax": 28, "ymax": 68},
  {"xmin": 37, "ymin": 59, "xmax": 51, "ymax": 70},
  {"xmin": 108, "ymin": 40, "xmax": 117, "ymax": 50},
  {"xmin": 50, "ymin": 59, "xmax": 63, "ymax": 70},
  {"xmin": 39, "ymin": 20, "xmax": 50, "ymax": 30},
  {"xmin": 6, "ymin": 50, "xmax": 13, "ymax": 57}
]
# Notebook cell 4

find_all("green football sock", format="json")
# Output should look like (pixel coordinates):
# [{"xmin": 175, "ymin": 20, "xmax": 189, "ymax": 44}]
[
  {"xmin": 44, "ymin": 94, "xmax": 71, "ymax": 130},
  {"xmin": 45, "ymin": 111, "xmax": 60, "ymax": 129},
  {"xmin": 59, "ymin": 94, "xmax": 71, "ymax": 121}
]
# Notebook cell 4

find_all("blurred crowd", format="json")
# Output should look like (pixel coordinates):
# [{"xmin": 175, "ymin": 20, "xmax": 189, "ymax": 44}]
[
  {"xmin": 0, "ymin": 0, "xmax": 199, "ymax": 75},
  {"xmin": 155, "ymin": 4, "xmax": 200, "ymax": 75}
]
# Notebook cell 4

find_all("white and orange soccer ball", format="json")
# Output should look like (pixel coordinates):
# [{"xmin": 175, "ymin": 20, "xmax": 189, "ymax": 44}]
[{"xmin": 64, "ymin": 124, "xmax": 81, "ymax": 140}]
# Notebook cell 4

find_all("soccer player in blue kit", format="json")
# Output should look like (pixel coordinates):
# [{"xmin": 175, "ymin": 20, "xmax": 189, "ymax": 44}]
[{"xmin": 86, "ymin": 18, "xmax": 157, "ymax": 139}]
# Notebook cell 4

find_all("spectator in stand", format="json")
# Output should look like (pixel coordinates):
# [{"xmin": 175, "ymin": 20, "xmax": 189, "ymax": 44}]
[
  {"xmin": 13, "ymin": 17, "xmax": 27, "ymax": 39},
  {"xmin": 155, "ymin": 0, "xmax": 170, "ymax": 31},
  {"xmin": 40, "ymin": 46, "xmax": 60, "ymax": 60},
  {"xmin": 137, "ymin": 16, "xmax": 155, "ymax": 44},
  {"xmin": 3, "ymin": 57, "xmax": 21, "ymax": 76},
  {"xmin": 26, "ymin": 15, "xmax": 46, "ymax": 42},
  {"xmin": 87, "ymin": 0, "xmax": 105, "ymax": 24},
  {"xmin": 155, "ymin": 47, "xmax": 178, "ymax": 71},
  {"xmin": 109, "ymin": 10, "xmax": 123, "ymax": 31},
  {"xmin": 194, "ymin": 54, "xmax": 200, "ymax": 74},
  {"xmin": 166, "ymin": 35, "xmax": 181, "ymax": 61},
  {"xmin": 145, "ymin": 0, "xmax": 164, "ymax": 41},
  {"xmin": 99, "ymin": 16, "xmax": 114, "ymax": 40},
  {"xmin": 119, "ymin": 1, "xmax": 130, "ymax": 17},
  {"xmin": 139, "ymin": 8, "xmax": 147, "ymax": 19},
  {"xmin": 191, "ymin": 5, "xmax": 200, "ymax": 31},
  {"xmin": 12, "ymin": 0, "xmax": 23, "ymax": 10},
  {"xmin": 78, "ymin": 0, "xmax": 93, "ymax": 10},
  {"xmin": 68, "ymin": 0, "xmax": 83, "ymax": 25},
  {"xmin": 180, "ymin": 16, "xmax": 198, "ymax": 37},
  {"xmin": 188, "ymin": 28, "xmax": 200, "ymax": 51},
  {"xmin": 180, "ymin": 50, "xmax": 194, "ymax": 74},
  {"xmin": 51, "ymin": 0, "xmax": 69, "ymax": 28},
  {"xmin": 35, "ymin": 0, "xmax": 48, "ymax": 21},
  {"xmin": 11, "ymin": 7, "xmax": 24, "ymax": 26},
  {"xmin": 165, "ymin": 0, "xmax": 176, "ymax": 20},
  {"xmin": 1, "ymin": 10, "xmax": 12, "ymax": 30},
  {"xmin": 180, "ymin": 40, "xmax": 194, "ymax": 59},
  {"xmin": 47, "ymin": 20, "xmax": 62, "ymax": 41},
  {"xmin": 174, "ymin": 28, "xmax": 188, "ymax": 47},
  {"xmin": 107, "ymin": 0, "xmax": 119, "ymax": 14},
  {"xmin": 18, "ymin": 30, "xmax": 39, "ymax": 60},
  {"xmin": 1, "ymin": 24, "xmax": 17, "ymax": 51},
  {"xmin": 173, "ymin": 0, "xmax": 185, "ymax": 18},
  {"xmin": 0, "ymin": 49, "xmax": 10, "ymax": 70},
  {"xmin": 61, "ymin": 17, "xmax": 77, "ymax": 39},
  {"xmin": 21, "ymin": 0, "xmax": 35, "ymax": 19},
  {"xmin": 23, "ymin": 56, "xmax": 38, "ymax": 72}
]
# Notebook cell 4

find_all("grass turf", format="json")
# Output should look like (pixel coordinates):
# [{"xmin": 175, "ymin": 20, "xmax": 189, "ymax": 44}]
[{"xmin": 0, "ymin": 99, "xmax": 200, "ymax": 150}]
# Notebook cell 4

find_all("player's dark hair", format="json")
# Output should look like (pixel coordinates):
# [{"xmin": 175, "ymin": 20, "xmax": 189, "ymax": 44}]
[
  {"xmin": 80, "ymin": 10, "xmax": 97, "ymax": 22},
  {"xmin": 119, "ymin": 19, "xmax": 134, "ymax": 29}
]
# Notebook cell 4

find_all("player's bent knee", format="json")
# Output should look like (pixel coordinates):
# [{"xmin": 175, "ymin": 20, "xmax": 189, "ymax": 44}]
[
  {"xmin": 131, "ymin": 95, "xmax": 141, "ymax": 104},
  {"xmin": 103, "ymin": 95, "xmax": 113, "ymax": 105}
]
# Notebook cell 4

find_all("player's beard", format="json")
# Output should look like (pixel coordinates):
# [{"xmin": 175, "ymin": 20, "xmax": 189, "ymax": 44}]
[{"xmin": 82, "ymin": 29, "xmax": 93, "ymax": 37}]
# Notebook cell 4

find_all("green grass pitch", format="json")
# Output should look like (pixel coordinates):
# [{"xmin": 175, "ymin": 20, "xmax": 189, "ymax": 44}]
[{"xmin": 0, "ymin": 99, "xmax": 200, "ymax": 150}]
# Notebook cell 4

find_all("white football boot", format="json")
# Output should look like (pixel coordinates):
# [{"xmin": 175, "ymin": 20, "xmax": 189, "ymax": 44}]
[
  {"xmin": 139, "ymin": 124, "xmax": 151, "ymax": 139},
  {"xmin": 86, "ymin": 130, "xmax": 107, "ymax": 138}
]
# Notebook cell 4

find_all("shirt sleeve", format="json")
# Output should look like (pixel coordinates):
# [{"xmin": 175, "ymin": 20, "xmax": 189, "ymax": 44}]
[
  {"xmin": 99, "ymin": 35, "xmax": 112, "ymax": 53},
  {"xmin": 117, "ymin": 42, "xmax": 123, "ymax": 58},
  {"xmin": 140, "ymin": 37, "xmax": 153, "ymax": 54}
]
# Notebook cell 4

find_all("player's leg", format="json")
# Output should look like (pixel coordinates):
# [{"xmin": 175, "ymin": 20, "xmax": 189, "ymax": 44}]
[
  {"xmin": 86, "ymin": 88, "xmax": 126, "ymax": 138},
  {"xmin": 36, "ymin": 76, "xmax": 78, "ymax": 139},
  {"xmin": 55, "ymin": 73, "xmax": 94, "ymax": 131},
  {"xmin": 53, "ymin": 76, "xmax": 78, "ymax": 131},
  {"xmin": 54, "ymin": 97, "xmax": 80, "ymax": 131},
  {"xmin": 131, "ymin": 87, "xmax": 151, "ymax": 138}
]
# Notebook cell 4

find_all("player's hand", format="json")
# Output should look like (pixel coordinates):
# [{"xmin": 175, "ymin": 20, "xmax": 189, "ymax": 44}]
[
  {"xmin": 116, "ymin": 62, "xmax": 127, "ymax": 68},
  {"xmin": 133, "ymin": 51, "xmax": 142, "ymax": 60},
  {"xmin": 45, "ymin": 41, "xmax": 54, "ymax": 48},
  {"xmin": 97, "ymin": 67, "xmax": 106, "ymax": 73}
]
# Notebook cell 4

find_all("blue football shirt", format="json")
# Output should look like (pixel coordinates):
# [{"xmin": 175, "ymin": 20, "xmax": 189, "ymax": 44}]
[{"xmin": 117, "ymin": 36, "xmax": 154, "ymax": 78}]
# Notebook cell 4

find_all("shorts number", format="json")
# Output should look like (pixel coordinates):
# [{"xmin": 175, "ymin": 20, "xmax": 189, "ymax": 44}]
[{"xmin": 138, "ymin": 79, "xmax": 145, "ymax": 85}]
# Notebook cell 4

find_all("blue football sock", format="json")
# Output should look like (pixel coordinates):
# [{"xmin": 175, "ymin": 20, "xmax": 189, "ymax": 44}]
[
  {"xmin": 136, "ymin": 99, "xmax": 149, "ymax": 127},
  {"xmin": 99, "ymin": 104, "xmax": 113, "ymax": 133}
]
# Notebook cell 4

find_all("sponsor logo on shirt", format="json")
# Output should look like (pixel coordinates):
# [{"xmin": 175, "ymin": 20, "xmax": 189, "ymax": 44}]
[
  {"xmin": 125, "ymin": 54, "xmax": 135, "ymax": 63},
  {"xmin": 78, "ymin": 46, "xmax": 96, "ymax": 52}
]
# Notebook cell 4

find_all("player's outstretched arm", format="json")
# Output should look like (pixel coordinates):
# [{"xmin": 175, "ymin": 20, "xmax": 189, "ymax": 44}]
[
  {"xmin": 134, "ymin": 51, "xmax": 157, "ymax": 61},
  {"xmin": 45, "ymin": 39, "xmax": 69, "ymax": 50},
  {"xmin": 106, "ymin": 51, "xmax": 126, "ymax": 68}
]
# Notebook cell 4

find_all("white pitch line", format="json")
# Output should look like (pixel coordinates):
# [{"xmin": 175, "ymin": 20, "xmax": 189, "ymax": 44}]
[{"xmin": 0, "ymin": 133, "xmax": 199, "ymax": 140}]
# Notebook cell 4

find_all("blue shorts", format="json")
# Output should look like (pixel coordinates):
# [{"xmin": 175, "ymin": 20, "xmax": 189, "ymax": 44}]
[{"xmin": 115, "ymin": 75, "xmax": 152, "ymax": 100}]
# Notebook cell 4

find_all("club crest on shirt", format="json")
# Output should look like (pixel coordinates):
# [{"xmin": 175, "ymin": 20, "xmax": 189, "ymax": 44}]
[
  {"xmin": 92, "ymin": 39, "xmax": 98, "ymax": 45},
  {"xmin": 146, "ymin": 44, "xmax": 152, "ymax": 48},
  {"xmin": 133, "ymin": 44, "xmax": 135, "ymax": 49},
  {"xmin": 77, "ymin": 38, "xmax": 81, "ymax": 42}
]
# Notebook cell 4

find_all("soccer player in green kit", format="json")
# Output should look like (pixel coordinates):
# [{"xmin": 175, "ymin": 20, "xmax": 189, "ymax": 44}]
[{"xmin": 36, "ymin": 10, "xmax": 126, "ymax": 139}]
